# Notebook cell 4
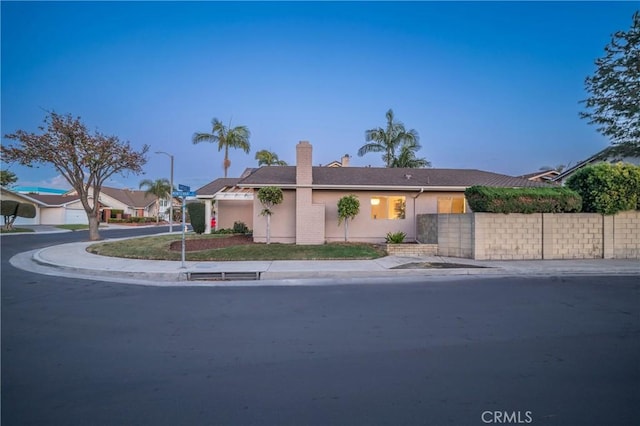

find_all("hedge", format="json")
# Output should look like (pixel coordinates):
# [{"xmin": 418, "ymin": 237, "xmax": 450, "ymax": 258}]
[
  {"xmin": 186, "ymin": 202, "xmax": 205, "ymax": 234},
  {"xmin": 465, "ymin": 186, "xmax": 582, "ymax": 214}
]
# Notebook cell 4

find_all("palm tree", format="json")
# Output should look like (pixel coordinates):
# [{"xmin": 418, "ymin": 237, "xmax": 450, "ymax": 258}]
[
  {"xmin": 358, "ymin": 109, "xmax": 421, "ymax": 167},
  {"xmin": 139, "ymin": 178, "xmax": 172, "ymax": 225},
  {"xmin": 391, "ymin": 139, "xmax": 431, "ymax": 168},
  {"xmin": 255, "ymin": 149, "xmax": 288, "ymax": 166},
  {"xmin": 193, "ymin": 118, "xmax": 251, "ymax": 178}
]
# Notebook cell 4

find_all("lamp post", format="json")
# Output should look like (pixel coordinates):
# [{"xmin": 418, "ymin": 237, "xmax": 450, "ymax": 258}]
[{"xmin": 155, "ymin": 151, "xmax": 174, "ymax": 233}]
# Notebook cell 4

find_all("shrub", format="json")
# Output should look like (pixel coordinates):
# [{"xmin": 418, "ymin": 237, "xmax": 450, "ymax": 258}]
[
  {"xmin": 465, "ymin": 186, "xmax": 582, "ymax": 214},
  {"xmin": 110, "ymin": 209, "xmax": 124, "ymax": 218},
  {"xmin": 566, "ymin": 163, "xmax": 640, "ymax": 215},
  {"xmin": 385, "ymin": 231, "xmax": 407, "ymax": 244},
  {"xmin": 186, "ymin": 202, "xmax": 206, "ymax": 234},
  {"xmin": 232, "ymin": 221, "xmax": 249, "ymax": 234},
  {"xmin": 16, "ymin": 203, "xmax": 36, "ymax": 218},
  {"xmin": 1, "ymin": 200, "xmax": 19, "ymax": 217},
  {"xmin": 212, "ymin": 228, "xmax": 234, "ymax": 234}
]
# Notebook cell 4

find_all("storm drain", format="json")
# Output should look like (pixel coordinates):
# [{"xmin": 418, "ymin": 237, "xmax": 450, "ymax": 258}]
[{"xmin": 187, "ymin": 271, "xmax": 261, "ymax": 281}]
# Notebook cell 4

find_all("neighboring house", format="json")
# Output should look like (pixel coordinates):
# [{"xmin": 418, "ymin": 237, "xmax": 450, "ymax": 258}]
[
  {"xmin": 65, "ymin": 186, "xmax": 177, "ymax": 222},
  {"xmin": 1, "ymin": 188, "xmax": 83, "ymax": 225},
  {"xmin": 13, "ymin": 186, "xmax": 68, "ymax": 195},
  {"xmin": 235, "ymin": 141, "xmax": 548, "ymax": 244},
  {"xmin": 517, "ymin": 170, "xmax": 560, "ymax": 183},
  {"xmin": 2, "ymin": 185, "xmax": 178, "ymax": 226},
  {"xmin": 323, "ymin": 154, "xmax": 351, "ymax": 168},
  {"xmin": 553, "ymin": 146, "xmax": 640, "ymax": 185},
  {"xmin": 196, "ymin": 170, "xmax": 255, "ymax": 233}
]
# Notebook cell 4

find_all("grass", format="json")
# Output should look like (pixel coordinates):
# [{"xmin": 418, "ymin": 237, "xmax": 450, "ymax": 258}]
[
  {"xmin": 87, "ymin": 234, "xmax": 386, "ymax": 261},
  {"xmin": 0, "ymin": 227, "xmax": 35, "ymax": 234},
  {"xmin": 57, "ymin": 224, "xmax": 90, "ymax": 231}
]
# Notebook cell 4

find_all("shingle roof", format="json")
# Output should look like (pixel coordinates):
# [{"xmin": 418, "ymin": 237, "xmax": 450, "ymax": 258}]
[
  {"xmin": 518, "ymin": 170, "xmax": 560, "ymax": 181},
  {"xmin": 238, "ymin": 166, "xmax": 550, "ymax": 188},
  {"xmin": 100, "ymin": 187, "xmax": 156, "ymax": 208},
  {"xmin": 196, "ymin": 178, "xmax": 241, "ymax": 196},
  {"xmin": 23, "ymin": 194, "xmax": 81, "ymax": 206}
]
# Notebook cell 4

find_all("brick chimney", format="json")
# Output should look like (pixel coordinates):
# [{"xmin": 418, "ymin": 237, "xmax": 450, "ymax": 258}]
[
  {"xmin": 296, "ymin": 141, "xmax": 313, "ymax": 186},
  {"xmin": 341, "ymin": 154, "xmax": 350, "ymax": 167},
  {"xmin": 295, "ymin": 141, "xmax": 325, "ymax": 244}
]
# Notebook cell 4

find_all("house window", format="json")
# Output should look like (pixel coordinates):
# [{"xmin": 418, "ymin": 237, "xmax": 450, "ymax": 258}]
[
  {"xmin": 159, "ymin": 199, "xmax": 168, "ymax": 208},
  {"xmin": 437, "ymin": 196, "xmax": 466, "ymax": 214},
  {"xmin": 371, "ymin": 196, "xmax": 406, "ymax": 220}
]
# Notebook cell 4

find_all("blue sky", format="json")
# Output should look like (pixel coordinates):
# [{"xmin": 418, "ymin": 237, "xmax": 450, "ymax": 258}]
[{"xmin": 2, "ymin": 1, "xmax": 638, "ymax": 190}]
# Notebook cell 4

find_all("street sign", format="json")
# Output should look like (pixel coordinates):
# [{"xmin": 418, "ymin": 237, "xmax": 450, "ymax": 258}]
[
  {"xmin": 172, "ymin": 191, "xmax": 196, "ymax": 197},
  {"xmin": 178, "ymin": 184, "xmax": 190, "ymax": 191}
]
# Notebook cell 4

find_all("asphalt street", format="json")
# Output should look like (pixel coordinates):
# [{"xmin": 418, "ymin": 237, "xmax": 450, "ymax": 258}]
[{"xmin": 2, "ymin": 228, "xmax": 639, "ymax": 425}]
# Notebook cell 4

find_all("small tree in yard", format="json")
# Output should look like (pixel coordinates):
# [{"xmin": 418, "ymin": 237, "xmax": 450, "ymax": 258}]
[
  {"xmin": 2, "ymin": 112, "xmax": 148, "ymax": 241},
  {"xmin": 257, "ymin": 186, "xmax": 283, "ymax": 244},
  {"xmin": 1, "ymin": 200, "xmax": 36, "ymax": 230},
  {"xmin": 337, "ymin": 194, "xmax": 360, "ymax": 242}
]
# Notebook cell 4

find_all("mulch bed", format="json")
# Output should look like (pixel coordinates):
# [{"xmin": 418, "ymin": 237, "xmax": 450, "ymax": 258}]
[{"xmin": 169, "ymin": 234, "xmax": 254, "ymax": 252}]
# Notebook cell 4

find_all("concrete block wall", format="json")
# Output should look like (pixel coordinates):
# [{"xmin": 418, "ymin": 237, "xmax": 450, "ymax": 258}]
[
  {"xmin": 386, "ymin": 244, "xmax": 438, "ymax": 257},
  {"xmin": 474, "ymin": 213, "xmax": 542, "ymax": 260},
  {"xmin": 437, "ymin": 214, "xmax": 473, "ymax": 258},
  {"xmin": 431, "ymin": 211, "xmax": 640, "ymax": 260},
  {"xmin": 612, "ymin": 211, "xmax": 640, "ymax": 258},
  {"xmin": 543, "ymin": 213, "xmax": 603, "ymax": 259}
]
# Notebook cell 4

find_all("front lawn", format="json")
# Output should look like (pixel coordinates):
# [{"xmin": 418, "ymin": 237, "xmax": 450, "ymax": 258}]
[
  {"xmin": 87, "ymin": 234, "xmax": 386, "ymax": 261},
  {"xmin": 0, "ymin": 227, "xmax": 35, "ymax": 234}
]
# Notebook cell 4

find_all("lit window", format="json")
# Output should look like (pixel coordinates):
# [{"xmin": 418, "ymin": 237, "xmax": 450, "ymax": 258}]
[
  {"xmin": 371, "ymin": 196, "xmax": 406, "ymax": 219},
  {"xmin": 437, "ymin": 197, "xmax": 466, "ymax": 213}
]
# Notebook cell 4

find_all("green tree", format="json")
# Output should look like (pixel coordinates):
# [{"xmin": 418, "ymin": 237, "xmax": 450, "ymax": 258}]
[
  {"xmin": 1, "ymin": 200, "xmax": 36, "ymax": 230},
  {"xmin": 391, "ymin": 139, "xmax": 431, "ymax": 168},
  {"xmin": 581, "ymin": 12, "xmax": 640, "ymax": 155},
  {"xmin": 566, "ymin": 163, "xmax": 640, "ymax": 214},
  {"xmin": 337, "ymin": 194, "xmax": 360, "ymax": 242},
  {"xmin": 2, "ymin": 111, "xmax": 148, "ymax": 241},
  {"xmin": 139, "ymin": 178, "xmax": 172, "ymax": 225},
  {"xmin": 358, "ymin": 109, "xmax": 424, "ymax": 167},
  {"xmin": 255, "ymin": 149, "xmax": 288, "ymax": 166},
  {"xmin": 257, "ymin": 186, "xmax": 283, "ymax": 244},
  {"xmin": 0, "ymin": 170, "xmax": 18, "ymax": 187},
  {"xmin": 193, "ymin": 118, "xmax": 251, "ymax": 178}
]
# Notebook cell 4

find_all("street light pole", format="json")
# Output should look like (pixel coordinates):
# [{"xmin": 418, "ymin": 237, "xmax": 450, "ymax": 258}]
[{"xmin": 155, "ymin": 151, "xmax": 174, "ymax": 233}]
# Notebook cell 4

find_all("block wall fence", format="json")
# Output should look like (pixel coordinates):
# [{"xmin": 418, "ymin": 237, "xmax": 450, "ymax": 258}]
[{"xmin": 418, "ymin": 211, "xmax": 640, "ymax": 260}]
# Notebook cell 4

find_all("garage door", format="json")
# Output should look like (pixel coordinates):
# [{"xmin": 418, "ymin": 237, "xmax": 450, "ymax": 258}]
[
  {"xmin": 13, "ymin": 215, "xmax": 38, "ymax": 226},
  {"xmin": 65, "ymin": 209, "xmax": 88, "ymax": 225}
]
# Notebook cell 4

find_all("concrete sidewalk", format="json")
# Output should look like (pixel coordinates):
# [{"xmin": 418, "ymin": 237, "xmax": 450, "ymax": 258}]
[{"xmin": 9, "ymin": 238, "xmax": 640, "ymax": 287}]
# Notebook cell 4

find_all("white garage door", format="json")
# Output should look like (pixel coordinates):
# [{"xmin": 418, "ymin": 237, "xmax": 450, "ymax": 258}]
[
  {"xmin": 65, "ymin": 209, "xmax": 88, "ymax": 225},
  {"xmin": 13, "ymin": 215, "xmax": 38, "ymax": 226}
]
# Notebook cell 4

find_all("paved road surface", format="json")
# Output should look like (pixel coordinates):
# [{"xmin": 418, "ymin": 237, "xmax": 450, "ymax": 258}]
[{"xmin": 2, "ymin": 229, "xmax": 639, "ymax": 425}]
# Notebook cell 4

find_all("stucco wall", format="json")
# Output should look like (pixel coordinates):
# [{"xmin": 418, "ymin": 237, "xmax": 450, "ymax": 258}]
[
  {"xmin": 311, "ymin": 190, "xmax": 464, "ymax": 243},
  {"xmin": 217, "ymin": 200, "xmax": 253, "ymax": 230},
  {"xmin": 252, "ymin": 190, "xmax": 296, "ymax": 243}
]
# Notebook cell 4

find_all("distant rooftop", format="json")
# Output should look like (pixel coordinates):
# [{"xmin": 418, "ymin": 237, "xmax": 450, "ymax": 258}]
[{"xmin": 12, "ymin": 186, "xmax": 69, "ymax": 195}]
